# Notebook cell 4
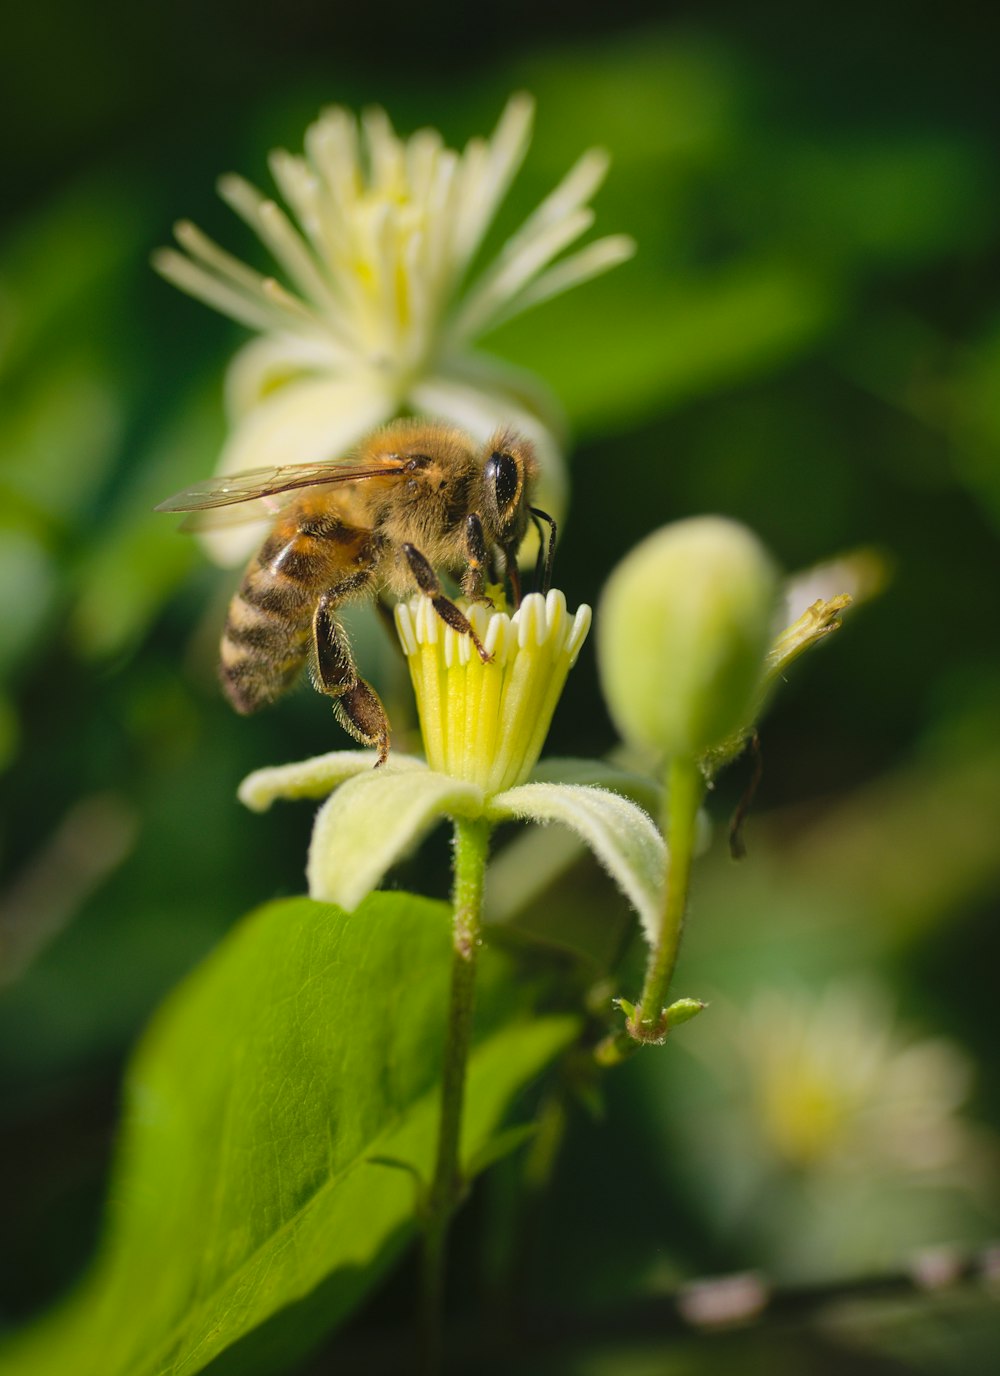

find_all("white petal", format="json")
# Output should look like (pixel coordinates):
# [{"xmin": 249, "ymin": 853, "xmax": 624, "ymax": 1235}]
[
  {"xmin": 442, "ymin": 350, "xmax": 569, "ymax": 448},
  {"xmin": 485, "ymin": 782, "xmax": 665, "ymax": 945},
  {"xmin": 224, "ymin": 332, "xmax": 351, "ymax": 418},
  {"xmin": 200, "ymin": 373, "xmax": 392, "ymax": 566},
  {"xmin": 780, "ymin": 549, "xmax": 884, "ymax": 624},
  {"xmin": 308, "ymin": 768, "xmax": 484, "ymax": 911},
  {"xmin": 410, "ymin": 371, "xmax": 568, "ymax": 533},
  {"xmin": 238, "ymin": 750, "xmax": 426, "ymax": 811}
]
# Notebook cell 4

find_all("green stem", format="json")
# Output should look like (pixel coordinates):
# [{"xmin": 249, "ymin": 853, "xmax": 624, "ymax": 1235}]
[
  {"xmin": 420, "ymin": 814, "xmax": 491, "ymax": 1374},
  {"xmin": 596, "ymin": 756, "xmax": 704, "ymax": 1063},
  {"xmin": 634, "ymin": 755, "xmax": 703, "ymax": 1036}
]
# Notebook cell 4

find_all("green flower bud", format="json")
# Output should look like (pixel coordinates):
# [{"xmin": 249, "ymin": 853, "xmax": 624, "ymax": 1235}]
[{"xmin": 597, "ymin": 517, "xmax": 779, "ymax": 760}]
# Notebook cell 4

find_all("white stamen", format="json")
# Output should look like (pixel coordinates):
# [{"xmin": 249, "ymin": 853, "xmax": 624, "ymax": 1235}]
[
  {"xmin": 152, "ymin": 248, "xmax": 291, "ymax": 334},
  {"xmin": 484, "ymin": 235, "xmax": 637, "ymax": 332},
  {"xmin": 174, "ymin": 219, "xmax": 275, "ymax": 297},
  {"xmin": 566, "ymin": 605, "xmax": 593, "ymax": 665},
  {"xmin": 450, "ymin": 208, "xmax": 596, "ymax": 342},
  {"xmin": 393, "ymin": 602, "xmax": 417, "ymax": 656},
  {"xmin": 157, "ymin": 94, "xmax": 631, "ymax": 568}
]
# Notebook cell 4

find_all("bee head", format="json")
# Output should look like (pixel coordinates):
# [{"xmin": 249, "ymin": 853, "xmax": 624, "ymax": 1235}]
[{"xmin": 482, "ymin": 430, "xmax": 537, "ymax": 548}]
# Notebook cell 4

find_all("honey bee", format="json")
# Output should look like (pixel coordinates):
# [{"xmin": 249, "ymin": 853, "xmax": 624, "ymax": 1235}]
[{"xmin": 157, "ymin": 419, "xmax": 557, "ymax": 763}]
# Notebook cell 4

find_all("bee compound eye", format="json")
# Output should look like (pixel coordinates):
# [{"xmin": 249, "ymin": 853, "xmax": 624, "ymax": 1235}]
[{"xmin": 488, "ymin": 451, "xmax": 520, "ymax": 512}]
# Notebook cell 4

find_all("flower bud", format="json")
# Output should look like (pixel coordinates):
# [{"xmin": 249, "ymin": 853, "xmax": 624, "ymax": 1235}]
[{"xmin": 597, "ymin": 517, "xmax": 779, "ymax": 760}]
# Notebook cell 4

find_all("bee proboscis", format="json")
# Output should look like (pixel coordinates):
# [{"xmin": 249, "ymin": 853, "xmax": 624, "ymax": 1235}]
[{"xmin": 156, "ymin": 419, "xmax": 557, "ymax": 763}]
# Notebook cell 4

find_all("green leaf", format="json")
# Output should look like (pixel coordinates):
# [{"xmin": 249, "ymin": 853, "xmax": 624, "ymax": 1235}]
[
  {"xmin": 2, "ymin": 893, "xmax": 576, "ymax": 1376},
  {"xmin": 463, "ymin": 1121, "xmax": 539, "ymax": 1178}
]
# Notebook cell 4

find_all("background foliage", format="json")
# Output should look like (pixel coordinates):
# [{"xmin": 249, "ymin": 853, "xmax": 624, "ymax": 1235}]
[{"xmin": 2, "ymin": 1, "xmax": 999, "ymax": 1371}]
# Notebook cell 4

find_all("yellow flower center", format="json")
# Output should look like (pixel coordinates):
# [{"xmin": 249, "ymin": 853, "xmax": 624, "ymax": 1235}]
[{"xmin": 394, "ymin": 590, "xmax": 591, "ymax": 794}]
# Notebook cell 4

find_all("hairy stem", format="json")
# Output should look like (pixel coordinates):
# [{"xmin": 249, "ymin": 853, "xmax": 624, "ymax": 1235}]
[
  {"xmin": 420, "ymin": 814, "xmax": 491, "ymax": 1373},
  {"xmin": 596, "ymin": 755, "xmax": 704, "ymax": 1064},
  {"xmin": 633, "ymin": 755, "xmax": 703, "ymax": 1036}
]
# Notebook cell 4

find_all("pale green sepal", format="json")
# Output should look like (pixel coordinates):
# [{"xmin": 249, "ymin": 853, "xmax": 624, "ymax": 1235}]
[
  {"xmin": 531, "ymin": 758, "xmax": 713, "ymax": 856},
  {"xmin": 765, "ymin": 594, "xmax": 852, "ymax": 683},
  {"xmin": 486, "ymin": 782, "xmax": 665, "ymax": 944},
  {"xmin": 308, "ymin": 768, "xmax": 484, "ymax": 910},
  {"xmin": 529, "ymin": 755, "xmax": 662, "ymax": 814},
  {"xmin": 238, "ymin": 749, "xmax": 426, "ymax": 812}
]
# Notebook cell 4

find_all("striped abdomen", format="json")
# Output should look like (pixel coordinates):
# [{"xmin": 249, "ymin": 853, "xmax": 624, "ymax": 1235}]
[
  {"xmin": 219, "ymin": 515, "xmax": 367, "ymax": 714},
  {"xmin": 218, "ymin": 511, "xmax": 379, "ymax": 715},
  {"xmin": 220, "ymin": 556, "xmax": 314, "ymax": 713}
]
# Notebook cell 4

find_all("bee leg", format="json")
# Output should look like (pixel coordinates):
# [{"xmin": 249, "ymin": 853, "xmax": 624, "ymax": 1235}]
[
  {"xmin": 460, "ymin": 514, "xmax": 491, "ymax": 603},
  {"xmin": 313, "ymin": 589, "xmax": 390, "ymax": 766},
  {"xmin": 403, "ymin": 542, "xmax": 492, "ymax": 663}
]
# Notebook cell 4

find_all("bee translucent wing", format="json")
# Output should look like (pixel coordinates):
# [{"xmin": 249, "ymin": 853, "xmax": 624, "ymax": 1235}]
[
  {"xmin": 155, "ymin": 457, "xmax": 409, "ymax": 513},
  {"xmin": 176, "ymin": 496, "xmax": 303, "ymax": 533}
]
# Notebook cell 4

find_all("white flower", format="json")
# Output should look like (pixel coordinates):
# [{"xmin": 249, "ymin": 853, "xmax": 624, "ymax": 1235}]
[
  {"xmin": 667, "ymin": 979, "xmax": 992, "ymax": 1279},
  {"xmin": 238, "ymin": 591, "xmax": 666, "ymax": 938},
  {"xmin": 154, "ymin": 94, "xmax": 635, "ymax": 565},
  {"xmin": 738, "ymin": 982, "xmax": 976, "ymax": 1175}
]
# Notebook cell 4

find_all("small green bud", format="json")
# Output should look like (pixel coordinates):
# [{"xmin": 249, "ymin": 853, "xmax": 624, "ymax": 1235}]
[
  {"xmin": 597, "ymin": 517, "xmax": 780, "ymax": 760},
  {"xmin": 664, "ymin": 997, "xmax": 707, "ymax": 1028}
]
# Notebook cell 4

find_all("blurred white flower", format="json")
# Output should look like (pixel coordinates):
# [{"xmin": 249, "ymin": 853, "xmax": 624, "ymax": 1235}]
[
  {"xmin": 154, "ymin": 94, "xmax": 634, "ymax": 564},
  {"xmin": 738, "ymin": 982, "xmax": 975, "ymax": 1175},
  {"xmin": 667, "ymin": 978, "xmax": 995, "ymax": 1279}
]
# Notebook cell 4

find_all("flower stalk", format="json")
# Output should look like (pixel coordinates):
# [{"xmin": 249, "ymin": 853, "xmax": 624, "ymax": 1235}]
[
  {"xmin": 594, "ymin": 756, "xmax": 706, "ymax": 1065},
  {"xmin": 632, "ymin": 756, "xmax": 704, "ymax": 1037},
  {"xmin": 421, "ymin": 814, "xmax": 492, "ymax": 1373}
]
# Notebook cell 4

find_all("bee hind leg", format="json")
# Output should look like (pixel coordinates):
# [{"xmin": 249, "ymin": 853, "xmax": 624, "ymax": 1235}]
[
  {"xmin": 403, "ymin": 543, "xmax": 492, "ymax": 663},
  {"xmin": 313, "ymin": 592, "xmax": 390, "ymax": 766}
]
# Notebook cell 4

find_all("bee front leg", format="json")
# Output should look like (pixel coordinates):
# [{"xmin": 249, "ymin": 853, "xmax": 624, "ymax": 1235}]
[
  {"xmin": 460, "ymin": 513, "xmax": 491, "ymax": 603},
  {"xmin": 313, "ymin": 587, "xmax": 390, "ymax": 766},
  {"xmin": 402, "ymin": 543, "xmax": 492, "ymax": 663}
]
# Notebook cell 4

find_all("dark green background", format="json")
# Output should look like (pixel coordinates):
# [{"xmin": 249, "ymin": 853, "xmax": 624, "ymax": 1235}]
[{"xmin": 2, "ymin": 1, "xmax": 999, "ymax": 1371}]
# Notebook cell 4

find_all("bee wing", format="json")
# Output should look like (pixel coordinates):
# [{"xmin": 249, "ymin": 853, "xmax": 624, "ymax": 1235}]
[
  {"xmin": 155, "ymin": 456, "xmax": 410, "ymax": 514},
  {"xmin": 174, "ymin": 495, "xmax": 304, "ymax": 533}
]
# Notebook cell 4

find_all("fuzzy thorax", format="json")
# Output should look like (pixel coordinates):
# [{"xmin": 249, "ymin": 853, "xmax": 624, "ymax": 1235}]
[{"xmin": 394, "ymin": 590, "xmax": 591, "ymax": 794}]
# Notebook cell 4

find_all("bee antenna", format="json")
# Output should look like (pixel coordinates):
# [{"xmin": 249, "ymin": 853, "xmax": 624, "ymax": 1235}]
[{"xmin": 529, "ymin": 507, "xmax": 557, "ymax": 595}]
